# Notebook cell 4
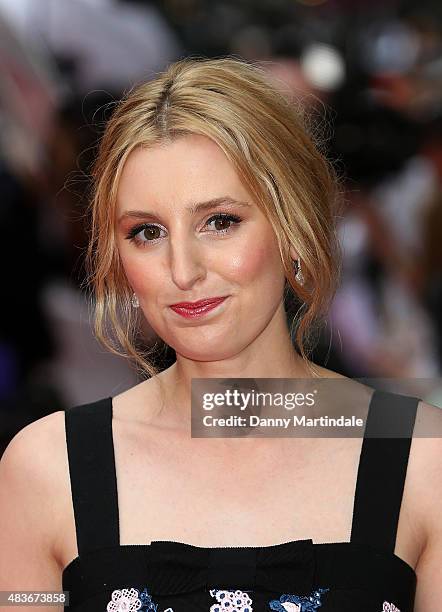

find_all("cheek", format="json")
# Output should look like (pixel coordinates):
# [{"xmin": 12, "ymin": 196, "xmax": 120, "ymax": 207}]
[
  {"xmin": 119, "ymin": 254, "xmax": 141, "ymax": 289},
  {"xmin": 224, "ymin": 243, "xmax": 270, "ymax": 282},
  {"xmin": 119, "ymin": 251, "xmax": 158, "ymax": 297},
  {"xmin": 225, "ymin": 240, "xmax": 282, "ymax": 285}
]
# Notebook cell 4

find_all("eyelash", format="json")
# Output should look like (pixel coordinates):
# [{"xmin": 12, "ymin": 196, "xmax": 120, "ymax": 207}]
[{"xmin": 125, "ymin": 213, "xmax": 243, "ymax": 248}]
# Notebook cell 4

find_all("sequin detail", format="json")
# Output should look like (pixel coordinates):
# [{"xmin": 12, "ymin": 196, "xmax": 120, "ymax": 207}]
[
  {"xmin": 268, "ymin": 587, "xmax": 329, "ymax": 611},
  {"xmin": 209, "ymin": 588, "xmax": 253, "ymax": 611},
  {"xmin": 106, "ymin": 587, "xmax": 174, "ymax": 612},
  {"xmin": 382, "ymin": 603, "xmax": 400, "ymax": 612}
]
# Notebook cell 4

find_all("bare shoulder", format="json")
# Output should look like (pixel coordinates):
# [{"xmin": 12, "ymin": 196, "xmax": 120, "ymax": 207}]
[
  {"xmin": 0, "ymin": 410, "xmax": 69, "ymax": 588},
  {"xmin": 403, "ymin": 399, "xmax": 442, "ymax": 552},
  {"xmin": 408, "ymin": 399, "xmax": 442, "ymax": 510},
  {"xmin": 0, "ymin": 409, "xmax": 67, "ymax": 487},
  {"xmin": 0, "ymin": 411, "xmax": 69, "ymax": 528},
  {"xmin": 413, "ymin": 396, "xmax": 442, "ymax": 439},
  {"xmin": 406, "ymin": 399, "xmax": 442, "ymax": 608}
]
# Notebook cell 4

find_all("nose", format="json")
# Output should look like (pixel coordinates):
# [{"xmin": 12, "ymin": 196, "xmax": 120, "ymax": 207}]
[{"xmin": 169, "ymin": 240, "xmax": 207, "ymax": 290}]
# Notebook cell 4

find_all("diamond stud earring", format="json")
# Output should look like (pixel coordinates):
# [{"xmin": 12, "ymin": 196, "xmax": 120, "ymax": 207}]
[{"xmin": 131, "ymin": 292, "xmax": 140, "ymax": 308}]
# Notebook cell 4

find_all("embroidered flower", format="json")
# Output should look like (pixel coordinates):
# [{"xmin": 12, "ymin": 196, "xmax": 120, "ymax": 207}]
[
  {"xmin": 382, "ymin": 602, "xmax": 400, "ymax": 612},
  {"xmin": 268, "ymin": 587, "xmax": 329, "ymax": 611},
  {"xmin": 106, "ymin": 587, "xmax": 174, "ymax": 612},
  {"xmin": 106, "ymin": 588, "xmax": 142, "ymax": 612},
  {"xmin": 209, "ymin": 588, "xmax": 253, "ymax": 611}
]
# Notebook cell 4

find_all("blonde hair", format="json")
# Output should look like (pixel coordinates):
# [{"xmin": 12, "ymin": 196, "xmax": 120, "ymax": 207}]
[{"xmin": 84, "ymin": 56, "xmax": 344, "ymax": 379}]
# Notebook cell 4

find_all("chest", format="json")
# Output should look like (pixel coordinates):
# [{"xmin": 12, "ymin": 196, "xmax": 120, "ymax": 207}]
[
  {"xmin": 114, "ymin": 427, "xmax": 362, "ymax": 547},
  {"xmin": 57, "ymin": 421, "xmax": 423, "ymax": 574}
]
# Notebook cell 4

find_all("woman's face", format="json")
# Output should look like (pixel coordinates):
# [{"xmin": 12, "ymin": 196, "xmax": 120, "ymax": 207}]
[{"xmin": 115, "ymin": 133, "xmax": 289, "ymax": 361}]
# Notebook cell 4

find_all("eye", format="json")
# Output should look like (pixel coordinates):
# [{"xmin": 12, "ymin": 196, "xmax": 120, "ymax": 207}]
[
  {"xmin": 125, "ymin": 223, "xmax": 166, "ymax": 246},
  {"xmin": 205, "ymin": 213, "xmax": 242, "ymax": 234},
  {"xmin": 125, "ymin": 213, "xmax": 242, "ymax": 248}
]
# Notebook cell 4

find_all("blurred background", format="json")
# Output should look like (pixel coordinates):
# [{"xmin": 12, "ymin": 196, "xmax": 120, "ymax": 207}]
[{"xmin": 1, "ymin": 0, "xmax": 442, "ymax": 455}]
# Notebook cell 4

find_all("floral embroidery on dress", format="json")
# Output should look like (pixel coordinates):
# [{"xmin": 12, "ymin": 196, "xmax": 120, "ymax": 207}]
[
  {"xmin": 209, "ymin": 588, "xmax": 253, "ymax": 611},
  {"xmin": 382, "ymin": 602, "xmax": 400, "ymax": 612},
  {"xmin": 106, "ymin": 587, "xmax": 174, "ymax": 612},
  {"xmin": 268, "ymin": 587, "xmax": 329, "ymax": 611}
]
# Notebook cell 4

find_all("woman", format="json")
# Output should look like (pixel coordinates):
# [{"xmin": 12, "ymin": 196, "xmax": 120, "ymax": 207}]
[{"xmin": 0, "ymin": 57, "xmax": 440, "ymax": 612}]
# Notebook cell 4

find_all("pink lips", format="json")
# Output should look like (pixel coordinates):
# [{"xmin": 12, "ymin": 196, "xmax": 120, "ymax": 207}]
[{"xmin": 170, "ymin": 297, "xmax": 227, "ymax": 318}]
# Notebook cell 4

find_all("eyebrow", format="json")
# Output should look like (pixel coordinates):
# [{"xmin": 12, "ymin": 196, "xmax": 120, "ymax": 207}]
[{"xmin": 118, "ymin": 196, "xmax": 251, "ymax": 224}]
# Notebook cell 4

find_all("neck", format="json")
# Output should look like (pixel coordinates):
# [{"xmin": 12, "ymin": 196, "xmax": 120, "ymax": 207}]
[{"xmin": 151, "ymin": 301, "xmax": 343, "ymax": 429}]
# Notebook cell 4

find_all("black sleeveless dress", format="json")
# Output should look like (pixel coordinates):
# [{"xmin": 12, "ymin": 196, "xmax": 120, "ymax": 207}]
[{"xmin": 62, "ymin": 388, "xmax": 419, "ymax": 612}]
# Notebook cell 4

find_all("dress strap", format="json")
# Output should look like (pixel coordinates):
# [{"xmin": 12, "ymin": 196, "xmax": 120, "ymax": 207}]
[
  {"xmin": 350, "ymin": 388, "xmax": 419, "ymax": 552},
  {"xmin": 64, "ymin": 397, "xmax": 119, "ymax": 557}
]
